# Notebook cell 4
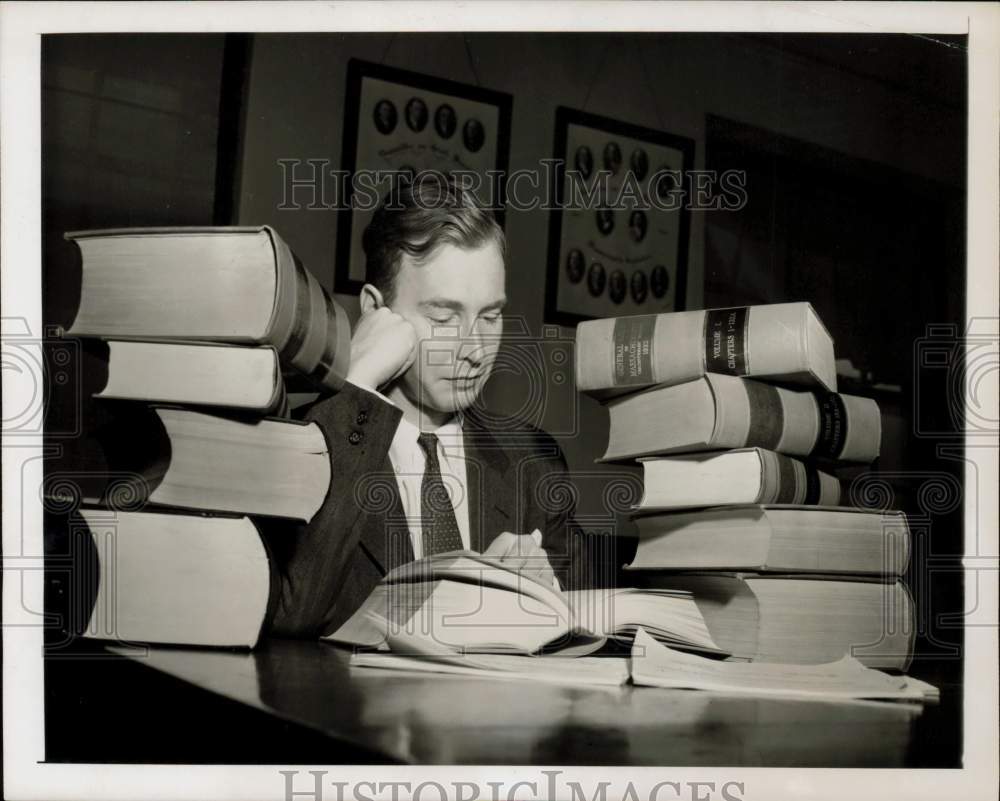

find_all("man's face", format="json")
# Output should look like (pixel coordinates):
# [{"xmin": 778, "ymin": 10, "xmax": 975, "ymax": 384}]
[{"xmin": 390, "ymin": 240, "xmax": 506, "ymax": 414}]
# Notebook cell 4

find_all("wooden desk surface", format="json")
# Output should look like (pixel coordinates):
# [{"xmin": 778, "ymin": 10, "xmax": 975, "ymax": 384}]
[{"xmin": 102, "ymin": 638, "xmax": 957, "ymax": 766}]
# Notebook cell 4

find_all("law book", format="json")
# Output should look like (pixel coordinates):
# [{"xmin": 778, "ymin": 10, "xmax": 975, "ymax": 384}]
[
  {"xmin": 626, "ymin": 505, "xmax": 910, "ymax": 576},
  {"xmin": 630, "ymin": 629, "xmax": 937, "ymax": 702},
  {"xmin": 575, "ymin": 302, "xmax": 836, "ymax": 397},
  {"xmin": 85, "ymin": 340, "xmax": 287, "ymax": 414},
  {"xmin": 63, "ymin": 226, "xmax": 350, "ymax": 391},
  {"xmin": 635, "ymin": 448, "xmax": 843, "ymax": 509},
  {"xmin": 72, "ymin": 509, "xmax": 270, "ymax": 648},
  {"xmin": 629, "ymin": 572, "xmax": 915, "ymax": 671},
  {"xmin": 46, "ymin": 406, "xmax": 330, "ymax": 521},
  {"xmin": 325, "ymin": 551, "xmax": 721, "ymax": 657},
  {"xmin": 600, "ymin": 373, "xmax": 881, "ymax": 463}
]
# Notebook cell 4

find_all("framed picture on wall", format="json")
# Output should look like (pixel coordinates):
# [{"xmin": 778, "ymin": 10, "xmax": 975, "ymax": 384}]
[
  {"xmin": 545, "ymin": 107, "xmax": 695, "ymax": 327},
  {"xmin": 335, "ymin": 59, "xmax": 512, "ymax": 294}
]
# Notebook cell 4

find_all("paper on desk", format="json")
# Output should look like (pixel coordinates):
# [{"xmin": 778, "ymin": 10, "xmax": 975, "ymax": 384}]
[{"xmin": 629, "ymin": 628, "xmax": 939, "ymax": 702}]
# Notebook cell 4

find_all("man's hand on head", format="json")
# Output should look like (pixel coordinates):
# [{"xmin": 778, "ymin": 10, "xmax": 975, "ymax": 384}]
[
  {"xmin": 346, "ymin": 306, "xmax": 418, "ymax": 391},
  {"xmin": 482, "ymin": 531, "xmax": 557, "ymax": 588}
]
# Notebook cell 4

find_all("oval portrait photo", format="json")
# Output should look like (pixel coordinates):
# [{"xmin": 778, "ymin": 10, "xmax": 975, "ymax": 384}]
[
  {"xmin": 595, "ymin": 208, "xmax": 614, "ymax": 236},
  {"xmin": 565, "ymin": 249, "xmax": 585, "ymax": 284},
  {"xmin": 434, "ymin": 103, "xmax": 456, "ymax": 139},
  {"xmin": 405, "ymin": 97, "xmax": 428, "ymax": 132},
  {"xmin": 587, "ymin": 262, "xmax": 606, "ymax": 297},
  {"xmin": 373, "ymin": 99, "xmax": 397, "ymax": 135},
  {"xmin": 603, "ymin": 141, "xmax": 622, "ymax": 174},
  {"xmin": 630, "ymin": 269, "xmax": 648, "ymax": 304},
  {"xmin": 608, "ymin": 269, "xmax": 627, "ymax": 304},
  {"xmin": 650, "ymin": 264, "xmax": 670, "ymax": 298},
  {"xmin": 462, "ymin": 118, "xmax": 485, "ymax": 152},
  {"xmin": 630, "ymin": 147, "xmax": 649, "ymax": 181}
]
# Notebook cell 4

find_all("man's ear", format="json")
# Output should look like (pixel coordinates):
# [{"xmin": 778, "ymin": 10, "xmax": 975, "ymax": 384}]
[{"xmin": 358, "ymin": 283, "xmax": 385, "ymax": 315}]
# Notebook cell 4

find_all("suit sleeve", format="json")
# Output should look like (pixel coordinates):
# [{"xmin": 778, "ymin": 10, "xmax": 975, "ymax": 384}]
[{"xmin": 265, "ymin": 381, "xmax": 402, "ymax": 637}]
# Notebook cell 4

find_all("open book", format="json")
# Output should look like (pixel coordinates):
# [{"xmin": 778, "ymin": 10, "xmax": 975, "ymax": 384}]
[
  {"xmin": 350, "ymin": 626, "xmax": 939, "ymax": 700},
  {"xmin": 324, "ymin": 551, "xmax": 720, "ymax": 657}
]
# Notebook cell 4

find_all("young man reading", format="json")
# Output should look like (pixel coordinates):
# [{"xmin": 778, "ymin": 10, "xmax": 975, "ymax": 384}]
[{"xmin": 267, "ymin": 179, "xmax": 582, "ymax": 637}]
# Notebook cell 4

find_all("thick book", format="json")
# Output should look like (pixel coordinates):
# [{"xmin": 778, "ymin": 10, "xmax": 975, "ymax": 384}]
[
  {"xmin": 630, "ymin": 629, "xmax": 937, "ymax": 702},
  {"xmin": 630, "ymin": 572, "xmax": 915, "ymax": 671},
  {"xmin": 635, "ymin": 448, "xmax": 843, "ymax": 509},
  {"xmin": 87, "ymin": 340, "xmax": 287, "ymax": 414},
  {"xmin": 325, "ymin": 551, "xmax": 721, "ymax": 657},
  {"xmin": 576, "ymin": 302, "xmax": 836, "ymax": 397},
  {"xmin": 73, "ymin": 509, "xmax": 270, "ymax": 648},
  {"xmin": 64, "ymin": 226, "xmax": 350, "ymax": 391},
  {"xmin": 600, "ymin": 373, "xmax": 881, "ymax": 463},
  {"xmin": 46, "ymin": 406, "xmax": 330, "ymax": 521},
  {"xmin": 626, "ymin": 505, "xmax": 910, "ymax": 576}
]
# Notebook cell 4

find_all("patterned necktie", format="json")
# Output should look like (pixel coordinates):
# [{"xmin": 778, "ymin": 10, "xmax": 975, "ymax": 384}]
[{"xmin": 417, "ymin": 432, "xmax": 464, "ymax": 556}]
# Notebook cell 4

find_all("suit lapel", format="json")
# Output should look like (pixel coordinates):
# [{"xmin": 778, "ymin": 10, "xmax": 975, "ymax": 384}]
[
  {"xmin": 358, "ymin": 415, "xmax": 515, "ymax": 573},
  {"xmin": 357, "ymin": 453, "xmax": 414, "ymax": 575},
  {"xmin": 463, "ymin": 414, "xmax": 515, "ymax": 552}
]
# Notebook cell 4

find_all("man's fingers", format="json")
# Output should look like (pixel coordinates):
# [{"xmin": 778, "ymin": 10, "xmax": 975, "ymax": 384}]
[
  {"xmin": 482, "ymin": 534, "xmax": 556, "ymax": 586},
  {"xmin": 483, "ymin": 532, "xmax": 518, "ymax": 558},
  {"xmin": 505, "ymin": 554, "xmax": 531, "ymax": 571}
]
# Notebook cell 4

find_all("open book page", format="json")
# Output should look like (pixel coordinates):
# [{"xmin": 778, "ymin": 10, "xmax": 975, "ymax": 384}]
[
  {"xmin": 350, "ymin": 652, "xmax": 630, "ymax": 687},
  {"xmin": 386, "ymin": 548, "xmax": 569, "ymax": 623},
  {"xmin": 630, "ymin": 629, "xmax": 939, "ymax": 702},
  {"xmin": 564, "ymin": 588, "xmax": 723, "ymax": 655},
  {"xmin": 346, "ymin": 612, "xmax": 628, "ymax": 685},
  {"xmin": 324, "ymin": 562, "xmax": 605, "ymax": 655}
]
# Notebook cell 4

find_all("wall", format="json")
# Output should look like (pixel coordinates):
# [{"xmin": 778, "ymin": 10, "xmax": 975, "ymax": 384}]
[{"xmin": 236, "ymin": 32, "xmax": 965, "ymax": 518}]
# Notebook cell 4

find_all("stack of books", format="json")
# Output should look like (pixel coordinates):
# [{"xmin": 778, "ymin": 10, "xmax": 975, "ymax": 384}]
[
  {"xmin": 47, "ymin": 226, "xmax": 350, "ymax": 648},
  {"xmin": 576, "ymin": 302, "xmax": 916, "ymax": 671}
]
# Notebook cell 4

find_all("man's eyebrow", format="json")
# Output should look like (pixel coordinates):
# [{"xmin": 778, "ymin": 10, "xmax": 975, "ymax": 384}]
[
  {"xmin": 481, "ymin": 298, "xmax": 507, "ymax": 312},
  {"xmin": 418, "ymin": 297, "xmax": 507, "ymax": 312},
  {"xmin": 418, "ymin": 299, "xmax": 465, "ymax": 312}
]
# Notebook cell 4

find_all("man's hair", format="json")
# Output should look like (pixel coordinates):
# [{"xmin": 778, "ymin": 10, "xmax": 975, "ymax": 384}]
[{"xmin": 362, "ymin": 176, "xmax": 506, "ymax": 304}]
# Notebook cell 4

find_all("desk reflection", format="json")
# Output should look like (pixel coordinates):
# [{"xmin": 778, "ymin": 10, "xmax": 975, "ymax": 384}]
[{"xmin": 111, "ymin": 639, "xmax": 925, "ymax": 766}]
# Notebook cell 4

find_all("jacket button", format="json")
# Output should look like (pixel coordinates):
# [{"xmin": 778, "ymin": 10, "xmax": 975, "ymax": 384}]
[
  {"xmin": 348, "ymin": 430, "xmax": 363, "ymax": 445},
  {"xmin": 356, "ymin": 411, "xmax": 368, "ymax": 425}
]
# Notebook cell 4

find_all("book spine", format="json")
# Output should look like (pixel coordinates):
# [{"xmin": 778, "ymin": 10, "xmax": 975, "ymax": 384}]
[
  {"xmin": 263, "ymin": 228, "xmax": 351, "ymax": 392},
  {"xmin": 757, "ymin": 450, "xmax": 843, "ymax": 504},
  {"xmin": 708, "ymin": 375, "xmax": 881, "ymax": 463},
  {"xmin": 575, "ymin": 310, "xmax": 703, "ymax": 393},
  {"xmin": 575, "ymin": 302, "xmax": 830, "ymax": 394}
]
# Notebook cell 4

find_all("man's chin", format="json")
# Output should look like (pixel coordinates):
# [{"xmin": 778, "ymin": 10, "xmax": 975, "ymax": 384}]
[{"xmin": 427, "ymin": 381, "xmax": 483, "ymax": 413}]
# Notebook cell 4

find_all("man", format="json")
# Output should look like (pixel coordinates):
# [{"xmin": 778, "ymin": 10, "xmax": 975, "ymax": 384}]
[{"xmin": 267, "ymin": 178, "xmax": 582, "ymax": 637}]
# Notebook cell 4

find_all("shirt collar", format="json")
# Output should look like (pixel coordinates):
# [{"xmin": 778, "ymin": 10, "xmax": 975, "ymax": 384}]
[{"xmin": 391, "ymin": 412, "xmax": 465, "ymax": 461}]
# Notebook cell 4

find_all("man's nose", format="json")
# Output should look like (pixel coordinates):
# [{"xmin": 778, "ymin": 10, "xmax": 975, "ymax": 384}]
[{"xmin": 457, "ymin": 319, "xmax": 488, "ymax": 365}]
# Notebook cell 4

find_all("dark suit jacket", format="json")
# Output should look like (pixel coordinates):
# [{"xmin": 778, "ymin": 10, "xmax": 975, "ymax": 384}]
[{"xmin": 265, "ymin": 382, "xmax": 583, "ymax": 638}]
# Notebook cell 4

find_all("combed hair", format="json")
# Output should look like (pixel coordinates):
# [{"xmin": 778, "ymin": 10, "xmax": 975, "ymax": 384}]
[{"xmin": 362, "ymin": 176, "xmax": 506, "ymax": 304}]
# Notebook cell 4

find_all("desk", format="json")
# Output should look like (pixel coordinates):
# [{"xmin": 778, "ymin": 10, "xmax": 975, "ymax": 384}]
[{"xmin": 68, "ymin": 638, "xmax": 957, "ymax": 766}]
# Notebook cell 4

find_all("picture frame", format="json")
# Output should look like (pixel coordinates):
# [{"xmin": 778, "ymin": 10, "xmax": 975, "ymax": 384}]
[
  {"xmin": 335, "ymin": 59, "xmax": 513, "ymax": 294},
  {"xmin": 545, "ymin": 106, "xmax": 695, "ymax": 327}
]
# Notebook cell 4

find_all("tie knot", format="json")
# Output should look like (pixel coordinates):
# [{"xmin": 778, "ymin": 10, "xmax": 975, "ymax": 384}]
[{"xmin": 417, "ymin": 432, "xmax": 439, "ymax": 458}]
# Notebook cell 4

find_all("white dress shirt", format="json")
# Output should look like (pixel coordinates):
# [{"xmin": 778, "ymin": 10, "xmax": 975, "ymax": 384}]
[
  {"xmin": 351, "ymin": 382, "xmax": 554, "ymax": 585},
  {"xmin": 387, "ymin": 412, "xmax": 470, "ymax": 559}
]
